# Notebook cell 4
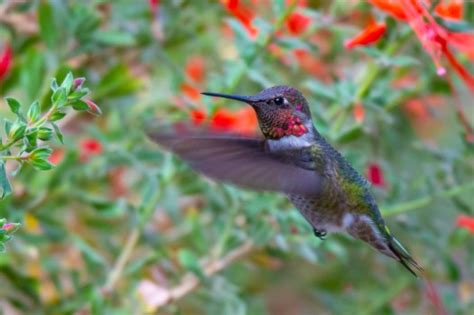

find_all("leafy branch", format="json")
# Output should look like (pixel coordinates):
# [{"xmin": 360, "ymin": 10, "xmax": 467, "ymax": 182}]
[{"xmin": 0, "ymin": 72, "xmax": 101, "ymax": 251}]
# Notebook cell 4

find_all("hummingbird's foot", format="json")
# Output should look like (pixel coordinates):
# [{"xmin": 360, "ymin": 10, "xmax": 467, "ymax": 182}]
[{"xmin": 313, "ymin": 228, "xmax": 327, "ymax": 240}]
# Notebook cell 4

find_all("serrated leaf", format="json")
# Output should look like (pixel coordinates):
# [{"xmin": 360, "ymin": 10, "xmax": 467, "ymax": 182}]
[
  {"xmin": 0, "ymin": 162, "xmax": 12, "ymax": 199},
  {"xmin": 27, "ymin": 101, "xmax": 41, "ymax": 123}
]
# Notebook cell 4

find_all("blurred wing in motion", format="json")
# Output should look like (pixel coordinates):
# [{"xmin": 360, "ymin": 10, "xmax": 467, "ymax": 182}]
[{"xmin": 148, "ymin": 130, "xmax": 323, "ymax": 196}]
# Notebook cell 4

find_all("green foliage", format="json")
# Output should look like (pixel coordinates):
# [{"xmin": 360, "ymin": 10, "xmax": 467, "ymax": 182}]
[{"xmin": 0, "ymin": 1, "xmax": 473, "ymax": 315}]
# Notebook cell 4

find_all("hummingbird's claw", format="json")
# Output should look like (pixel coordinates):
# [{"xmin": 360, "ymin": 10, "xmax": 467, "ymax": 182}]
[{"xmin": 313, "ymin": 228, "xmax": 327, "ymax": 240}]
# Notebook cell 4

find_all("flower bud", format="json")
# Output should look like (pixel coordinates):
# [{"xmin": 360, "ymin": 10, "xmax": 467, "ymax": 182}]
[{"xmin": 73, "ymin": 77, "xmax": 86, "ymax": 91}]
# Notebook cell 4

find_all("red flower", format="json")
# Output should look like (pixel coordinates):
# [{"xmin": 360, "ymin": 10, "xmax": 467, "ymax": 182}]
[
  {"xmin": 209, "ymin": 107, "xmax": 257, "ymax": 135},
  {"xmin": 1, "ymin": 222, "xmax": 17, "ymax": 232},
  {"xmin": 79, "ymin": 138, "xmax": 103, "ymax": 162},
  {"xmin": 366, "ymin": 162, "xmax": 385, "ymax": 187},
  {"xmin": 185, "ymin": 56, "xmax": 205, "ymax": 83},
  {"xmin": 84, "ymin": 99, "xmax": 102, "ymax": 115},
  {"xmin": 353, "ymin": 103, "xmax": 365, "ymax": 124},
  {"xmin": 190, "ymin": 109, "xmax": 206, "ymax": 126},
  {"xmin": 181, "ymin": 83, "xmax": 201, "ymax": 101},
  {"xmin": 286, "ymin": 12, "xmax": 311, "ymax": 35},
  {"xmin": 48, "ymin": 148, "xmax": 65, "ymax": 165},
  {"xmin": 400, "ymin": 0, "xmax": 474, "ymax": 91},
  {"xmin": 221, "ymin": 0, "xmax": 259, "ymax": 39},
  {"xmin": 456, "ymin": 215, "xmax": 474, "ymax": 234},
  {"xmin": 370, "ymin": 0, "xmax": 474, "ymax": 92},
  {"xmin": 149, "ymin": 0, "xmax": 159, "ymax": 15},
  {"xmin": 435, "ymin": 0, "xmax": 463, "ymax": 20},
  {"xmin": 369, "ymin": 0, "xmax": 407, "ymax": 20},
  {"xmin": 0, "ymin": 44, "xmax": 12, "ymax": 82},
  {"xmin": 344, "ymin": 21, "xmax": 386, "ymax": 49}
]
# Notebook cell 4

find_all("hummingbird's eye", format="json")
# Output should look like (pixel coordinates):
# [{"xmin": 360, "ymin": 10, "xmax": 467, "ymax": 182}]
[{"xmin": 274, "ymin": 97, "xmax": 284, "ymax": 105}]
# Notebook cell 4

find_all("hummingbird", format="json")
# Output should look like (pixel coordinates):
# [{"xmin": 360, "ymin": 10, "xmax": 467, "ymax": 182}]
[{"xmin": 149, "ymin": 85, "xmax": 422, "ymax": 276}]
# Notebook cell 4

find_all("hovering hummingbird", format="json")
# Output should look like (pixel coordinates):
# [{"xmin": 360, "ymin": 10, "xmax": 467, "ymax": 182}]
[{"xmin": 149, "ymin": 85, "xmax": 422, "ymax": 276}]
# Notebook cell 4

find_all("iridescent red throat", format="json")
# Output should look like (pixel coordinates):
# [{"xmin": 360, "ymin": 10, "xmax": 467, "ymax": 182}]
[{"xmin": 265, "ymin": 115, "xmax": 308, "ymax": 139}]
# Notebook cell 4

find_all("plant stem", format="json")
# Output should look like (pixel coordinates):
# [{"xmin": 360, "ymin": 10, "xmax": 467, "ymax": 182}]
[
  {"xmin": 152, "ymin": 241, "xmax": 254, "ymax": 312},
  {"xmin": 103, "ymin": 227, "xmax": 140, "ymax": 293},
  {"xmin": 381, "ymin": 182, "xmax": 474, "ymax": 216}
]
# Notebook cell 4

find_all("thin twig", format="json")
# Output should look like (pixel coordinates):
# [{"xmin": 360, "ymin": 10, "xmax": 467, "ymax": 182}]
[
  {"xmin": 103, "ymin": 228, "xmax": 140, "ymax": 294},
  {"xmin": 152, "ymin": 240, "xmax": 254, "ymax": 312}
]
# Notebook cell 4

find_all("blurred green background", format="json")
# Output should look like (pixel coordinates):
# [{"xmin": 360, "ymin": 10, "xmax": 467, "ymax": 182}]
[{"xmin": 0, "ymin": 0, "xmax": 473, "ymax": 314}]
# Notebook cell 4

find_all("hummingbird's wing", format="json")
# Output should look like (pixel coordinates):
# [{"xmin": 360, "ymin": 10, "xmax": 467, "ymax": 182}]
[{"xmin": 148, "ymin": 131, "xmax": 323, "ymax": 196}]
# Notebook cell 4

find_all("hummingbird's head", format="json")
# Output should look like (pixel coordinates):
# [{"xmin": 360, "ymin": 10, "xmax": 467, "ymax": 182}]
[{"xmin": 202, "ymin": 86, "xmax": 312, "ymax": 139}]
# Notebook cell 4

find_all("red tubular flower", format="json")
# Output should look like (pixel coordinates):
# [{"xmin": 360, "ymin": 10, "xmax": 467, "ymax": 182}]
[
  {"xmin": 456, "ymin": 215, "xmax": 474, "ymax": 234},
  {"xmin": 210, "ymin": 107, "xmax": 257, "ymax": 135},
  {"xmin": 286, "ymin": 12, "xmax": 311, "ymax": 35},
  {"xmin": 48, "ymin": 148, "xmax": 65, "ymax": 165},
  {"xmin": 84, "ymin": 99, "xmax": 102, "ymax": 115},
  {"xmin": 0, "ymin": 44, "xmax": 12, "ymax": 82},
  {"xmin": 369, "ymin": 0, "xmax": 407, "ymax": 20},
  {"xmin": 400, "ymin": 0, "xmax": 474, "ymax": 91},
  {"xmin": 366, "ymin": 162, "xmax": 385, "ymax": 187},
  {"xmin": 79, "ymin": 138, "xmax": 103, "ymax": 162},
  {"xmin": 181, "ymin": 83, "xmax": 201, "ymax": 101},
  {"xmin": 185, "ymin": 56, "xmax": 205, "ymax": 83},
  {"xmin": 190, "ymin": 109, "xmax": 206, "ymax": 126},
  {"xmin": 353, "ymin": 103, "xmax": 365, "ymax": 123},
  {"xmin": 435, "ymin": 0, "xmax": 463, "ymax": 20},
  {"xmin": 221, "ymin": 0, "xmax": 258, "ymax": 38},
  {"xmin": 149, "ymin": 0, "xmax": 159, "ymax": 15},
  {"xmin": 344, "ymin": 21, "xmax": 386, "ymax": 49}
]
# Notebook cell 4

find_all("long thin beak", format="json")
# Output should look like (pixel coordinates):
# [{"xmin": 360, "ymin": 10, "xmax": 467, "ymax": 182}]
[{"xmin": 201, "ymin": 92, "xmax": 253, "ymax": 104}]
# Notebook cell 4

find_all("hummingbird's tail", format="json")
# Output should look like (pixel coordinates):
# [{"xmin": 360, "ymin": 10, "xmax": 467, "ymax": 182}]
[{"xmin": 386, "ymin": 234, "xmax": 423, "ymax": 277}]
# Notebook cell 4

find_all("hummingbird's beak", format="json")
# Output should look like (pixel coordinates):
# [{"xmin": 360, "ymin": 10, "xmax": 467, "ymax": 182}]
[{"xmin": 201, "ymin": 92, "xmax": 254, "ymax": 104}]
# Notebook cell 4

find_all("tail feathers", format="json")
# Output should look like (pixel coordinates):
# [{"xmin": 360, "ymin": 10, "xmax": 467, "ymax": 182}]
[{"xmin": 387, "ymin": 236, "xmax": 423, "ymax": 277}]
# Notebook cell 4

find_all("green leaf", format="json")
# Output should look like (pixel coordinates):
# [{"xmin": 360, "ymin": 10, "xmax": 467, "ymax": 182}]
[
  {"xmin": 27, "ymin": 101, "xmax": 41, "ymax": 123},
  {"xmin": 29, "ymin": 159, "xmax": 53, "ymax": 171},
  {"xmin": 51, "ymin": 87, "xmax": 68, "ymax": 106},
  {"xmin": 9, "ymin": 121, "xmax": 26, "ymax": 141},
  {"xmin": 336, "ymin": 124, "xmax": 363, "ymax": 144},
  {"xmin": 51, "ymin": 123, "xmax": 64, "ymax": 143},
  {"xmin": 50, "ymin": 78, "xmax": 59, "ymax": 92},
  {"xmin": 20, "ymin": 48, "xmax": 46, "ymax": 102},
  {"xmin": 178, "ymin": 249, "xmax": 204, "ymax": 278},
  {"xmin": 5, "ymin": 97, "xmax": 21, "ymax": 116},
  {"xmin": 37, "ymin": 127, "xmax": 53, "ymax": 141},
  {"xmin": 60, "ymin": 72, "xmax": 74, "ymax": 93},
  {"xmin": 50, "ymin": 111, "xmax": 66, "ymax": 122},
  {"xmin": 38, "ymin": 1, "xmax": 59, "ymax": 49},
  {"xmin": 435, "ymin": 16, "xmax": 474, "ymax": 33},
  {"xmin": 0, "ymin": 162, "xmax": 12, "ymax": 199},
  {"xmin": 93, "ymin": 31, "xmax": 136, "ymax": 46},
  {"xmin": 4, "ymin": 120, "xmax": 12, "ymax": 135},
  {"xmin": 466, "ymin": 2, "xmax": 474, "ymax": 24},
  {"xmin": 304, "ymin": 80, "xmax": 336, "ymax": 100},
  {"xmin": 71, "ymin": 100, "xmax": 89, "ymax": 111}
]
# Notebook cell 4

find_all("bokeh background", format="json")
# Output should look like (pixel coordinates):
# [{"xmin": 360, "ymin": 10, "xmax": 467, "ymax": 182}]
[{"xmin": 1, "ymin": 0, "xmax": 474, "ymax": 314}]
